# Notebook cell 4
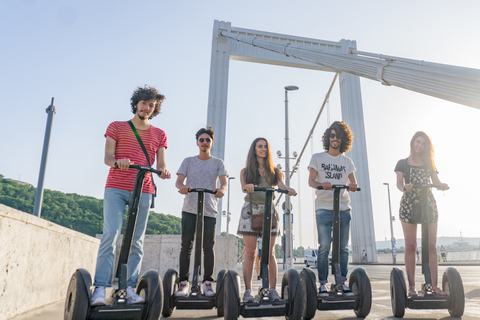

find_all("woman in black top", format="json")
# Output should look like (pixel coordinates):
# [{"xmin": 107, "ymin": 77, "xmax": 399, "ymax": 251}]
[{"xmin": 395, "ymin": 131, "xmax": 448, "ymax": 296}]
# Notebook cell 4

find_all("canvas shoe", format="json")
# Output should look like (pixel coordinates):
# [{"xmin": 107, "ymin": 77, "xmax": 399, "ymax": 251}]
[
  {"xmin": 269, "ymin": 288, "xmax": 281, "ymax": 302},
  {"xmin": 243, "ymin": 289, "xmax": 254, "ymax": 302},
  {"xmin": 175, "ymin": 280, "xmax": 189, "ymax": 297},
  {"xmin": 91, "ymin": 287, "xmax": 106, "ymax": 306},
  {"xmin": 126, "ymin": 286, "xmax": 145, "ymax": 304},
  {"xmin": 203, "ymin": 280, "xmax": 215, "ymax": 297}
]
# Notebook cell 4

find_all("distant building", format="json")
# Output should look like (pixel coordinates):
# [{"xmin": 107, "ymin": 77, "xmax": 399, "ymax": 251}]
[{"xmin": 4, "ymin": 178, "xmax": 34, "ymax": 188}]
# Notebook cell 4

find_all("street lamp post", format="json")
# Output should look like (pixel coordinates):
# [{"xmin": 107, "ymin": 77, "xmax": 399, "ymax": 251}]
[
  {"xmin": 283, "ymin": 85, "xmax": 299, "ymax": 269},
  {"xmin": 226, "ymin": 176, "xmax": 235, "ymax": 234},
  {"xmin": 383, "ymin": 183, "xmax": 396, "ymax": 264}
]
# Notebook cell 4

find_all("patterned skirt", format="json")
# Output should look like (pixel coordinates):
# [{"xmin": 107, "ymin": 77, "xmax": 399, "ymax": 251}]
[{"xmin": 237, "ymin": 202, "xmax": 280, "ymax": 237}]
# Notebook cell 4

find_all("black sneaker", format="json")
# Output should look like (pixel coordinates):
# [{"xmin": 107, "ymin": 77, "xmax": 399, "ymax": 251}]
[
  {"xmin": 318, "ymin": 284, "xmax": 328, "ymax": 297},
  {"xmin": 340, "ymin": 283, "xmax": 354, "ymax": 297}
]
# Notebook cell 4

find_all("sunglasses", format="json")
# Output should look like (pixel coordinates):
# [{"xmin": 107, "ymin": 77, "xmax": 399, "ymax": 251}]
[
  {"xmin": 329, "ymin": 133, "xmax": 340, "ymax": 139},
  {"xmin": 199, "ymin": 138, "xmax": 212, "ymax": 143}
]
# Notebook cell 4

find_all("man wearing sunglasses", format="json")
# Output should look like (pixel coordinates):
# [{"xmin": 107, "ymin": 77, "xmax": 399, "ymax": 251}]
[
  {"xmin": 175, "ymin": 127, "xmax": 228, "ymax": 297},
  {"xmin": 307, "ymin": 121, "xmax": 358, "ymax": 297}
]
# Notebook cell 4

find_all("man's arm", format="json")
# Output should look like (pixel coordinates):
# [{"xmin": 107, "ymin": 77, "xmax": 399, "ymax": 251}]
[
  {"xmin": 347, "ymin": 172, "xmax": 358, "ymax": 192},
  {"xmin": 308, "ymin": 167, "xmax": 332, "ymax": 190},
  {"xmin": 214, "ymin": 175, "xmax": 228, "ymax": 198},
  {"xmin": 175, "ymin": 173, "xmax": 190, "ymax": 194},
  {"xmin": 105, "ymin": 136, "xmax": 132, "ymax": 170},
  {"xmin": 155, "ymin": 146, "xmax": 171, "ymax": 179}
]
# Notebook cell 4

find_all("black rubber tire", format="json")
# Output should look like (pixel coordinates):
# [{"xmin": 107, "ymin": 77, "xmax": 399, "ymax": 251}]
[
  {"xmin": 216, "ymin": 269, "xmax": 227, "ymax": 317},
  {"xmin": 443, "ymin": 267, "xmax": 465, "ymax": 317},
  {"xmin": 161, "ymin": 268, "xmax": 178, "ymax": 318},
  {"xmin": 137, "ymin": 270, "xmax": 163, "ymax": 320},
  {"xmin": 390, "ymin": 268, "xmax": 406, "ymax": 318},
  {"xmin": 224, "ymin": 272, "xmax": 239, "ymax": 320},
  {"xmin": 300, "ymin": 268, "xmax": 317, "ymax": 320},
  {"xmin": 64, "ymin": 270, "xmax": 90, "ymax": 320},
  {"xmin": 282, "ymin": 269, "xmax": 305, "ymax": 320},
  {"xmin": 349, "ymin": 267, "xmax": 372, "ymax": 318}
]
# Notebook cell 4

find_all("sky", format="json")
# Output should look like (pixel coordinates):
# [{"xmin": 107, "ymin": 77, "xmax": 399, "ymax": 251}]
[{"xmin": 1, "ymin": 0, "xmax": 479, "ymax": 249}]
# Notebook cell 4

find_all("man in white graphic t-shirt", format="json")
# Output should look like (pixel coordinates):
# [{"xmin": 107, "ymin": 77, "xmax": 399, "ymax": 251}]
[{"xmin": 307, "ymin": 121, "xmax": 358, "ymax": 296}]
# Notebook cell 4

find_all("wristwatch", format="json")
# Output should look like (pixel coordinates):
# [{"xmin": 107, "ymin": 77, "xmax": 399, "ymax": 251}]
[{"xmin": 114, "ymin": 161, "xmax": 118, "ymax": 169}]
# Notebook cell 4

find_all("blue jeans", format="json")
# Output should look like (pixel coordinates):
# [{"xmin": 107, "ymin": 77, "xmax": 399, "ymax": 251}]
[
  {"xmin": 315, "ymin": 209, "xmax": 351, "ymax": 284},
  {"xmin": 93, "ymin": 188, "xmax": 152, "ymax": 287}
]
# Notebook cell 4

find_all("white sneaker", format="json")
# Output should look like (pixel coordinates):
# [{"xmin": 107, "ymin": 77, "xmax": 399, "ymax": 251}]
[
  {"xmin": 126, "ymin": 286, "xmax": 145, "ymax": 304},
  {"xmin": 175, "ymin": 280, "xmax": 189, "ymax": 297},
  {"xmin": 91, "ymin": 287, "xmax": 106, "ymax": 306},
  {"xmin": 203, "ymin": 281, "xmax": 215, "ymax": 297}
]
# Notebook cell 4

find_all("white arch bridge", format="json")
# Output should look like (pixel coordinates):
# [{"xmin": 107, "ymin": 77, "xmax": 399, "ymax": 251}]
[{"xmin": 206, "ymin": 20, "xmax": 480, "ymax": 263}]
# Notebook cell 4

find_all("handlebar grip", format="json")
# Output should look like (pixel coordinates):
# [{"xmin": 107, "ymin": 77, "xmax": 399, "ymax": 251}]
[
  {"xmin": 316, "ymin": 185, "xmax": 361, "ymax": 191},
  {"xmin": 189, "ymin": 188, "xmax": 216, "ymax": 194},
  {"xmin": 128, "ymin": 164, "xmax": 163, "ymax": 176}
]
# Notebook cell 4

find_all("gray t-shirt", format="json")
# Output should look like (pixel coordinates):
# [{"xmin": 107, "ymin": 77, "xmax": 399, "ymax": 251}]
[{"xmin": 177, "ymin": 156, "xmax": 228, "ymax": 217}]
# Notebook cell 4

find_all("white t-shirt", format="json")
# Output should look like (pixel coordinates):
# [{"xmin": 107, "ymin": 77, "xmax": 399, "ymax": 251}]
[
  {"xmin": 308, "ymin": 152, "xmax": 356, "ymax": 211},
  {"xmin": 177, "ymin": 156, "xmax": 228, "ymax": 218}
]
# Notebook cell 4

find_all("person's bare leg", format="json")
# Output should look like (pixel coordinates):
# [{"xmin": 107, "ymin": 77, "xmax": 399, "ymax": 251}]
[
  {"xmin": 402, "ymin": 222, "xmax": 418, "ymax": 294},
  {"xmin": 242, "ymin": 235, "xmax": 257, "ymax": 291},
  {"xmin": 268, "ymin": 235, "xmax": 278, "ymax": 288}
]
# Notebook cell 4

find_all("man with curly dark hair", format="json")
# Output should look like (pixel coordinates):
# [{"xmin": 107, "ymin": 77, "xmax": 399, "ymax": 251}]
[
  {"xmin": 307, "ymin": 121, "xmax": 358, "ymax": 297},
  {"xmin": 91, "ymin": 85, "xmax": 171, "ymax": 306}
]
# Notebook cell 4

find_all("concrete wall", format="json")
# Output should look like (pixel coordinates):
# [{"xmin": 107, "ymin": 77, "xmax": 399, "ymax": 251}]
[
  {"xmin": 1, "ymin": 204, "xmax": 238, "ymax": 320},
  {"xmin": 110, "ymin": 234, "xmax": 238, "ymax": 281},
  {"xmin": 0, "ymin": 204, "xmax": 99, "ymax": 320}
]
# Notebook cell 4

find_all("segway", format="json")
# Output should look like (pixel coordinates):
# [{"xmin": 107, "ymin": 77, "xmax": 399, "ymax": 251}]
[
  {"xmin": 390, "ymin": 183, "xmax": 465, "ymax": 318},
  {"xmin": 162, "ymin": 188, "xmax": 227, "ymax": 317},
  {"xmin": 223, "ymin": 187, "xmax": 304, "ymax": 320},
  {"xmin": 64, "ymin": 165, "xmax": 163, "ymax": 320},
  {"xmin": 302, "ymin": 185, "xmax": 372, "ymax": 319}
]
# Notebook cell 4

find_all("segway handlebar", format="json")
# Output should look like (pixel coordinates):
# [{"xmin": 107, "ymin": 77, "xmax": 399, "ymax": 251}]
[
  {"xmin": 412, "ymin": 183, "xmax": 448, "ymax": 190},
  {"xmin": 316, "ymin": 184, "xmax": 361, "ymax": 191},
  {"xmin": 128, "ymin": 164, "xmax": 163, "ymax": 176},
  {"xmin": 243, "ymin": 187, "xmax": 297, "ymax": 196},
  {"xmin": 189, "ymin": 188, "xmax": 217, "ymax": 194}
]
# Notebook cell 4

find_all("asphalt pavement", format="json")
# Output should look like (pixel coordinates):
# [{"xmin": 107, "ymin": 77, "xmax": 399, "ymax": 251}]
[{"xmin": 9, "ymin": 263, "xmax": 480, "ymax": 320}]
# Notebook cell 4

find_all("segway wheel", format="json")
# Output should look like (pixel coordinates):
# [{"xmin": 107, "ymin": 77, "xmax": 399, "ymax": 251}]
[
  {"xmin": 282, "ymin": 269, "xmax": 305, "ymax": 320},
  {"xmin": 64, "ymin": 269, "xmax": 91, "ymax": 320},
  {"xmin": 300, "ymin": 268, "xmax": 317, "ymax": 320},
  {"xmin": 224, "ymin": 271, "xmax": 240, "ymax": 320},
  {"xmin": 390, "ymin": 268, "xmax": 406, "ymax": 318},
  {"xmin": 137, "ymin": 270, "xmax": 163, "ymax": 320},
  {"xmin": 216, "ymin": 269, "xmax": 227, "ymax": 317},
  {"xmin": 161, "ymin": 268, "xmax": 178, "ymax": 318},
  {"xmin": 443, "ymin": 267, "xmax": 465, "ymax": 317},
  {"xmin": 349, "ymin": 267, "xmax": 372, "ymax": 318}
]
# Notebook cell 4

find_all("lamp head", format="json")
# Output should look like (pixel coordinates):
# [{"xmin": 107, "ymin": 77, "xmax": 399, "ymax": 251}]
[
  {"xmin": 285, "ymin": 85, "xmax": 299, "ymax": 91},
  {"xmin": 277, "ymin": 150, "xmax": 282, "ymax": 157}
]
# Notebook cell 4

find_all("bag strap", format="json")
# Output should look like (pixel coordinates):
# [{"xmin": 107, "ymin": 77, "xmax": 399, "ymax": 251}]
[
  {"xmin": 127, "ymin": 120, "xmax": 156, "ymax": 208},
  {"xmin": 247, "ymin": 193, "xmax": 253, "ymax": 215}
]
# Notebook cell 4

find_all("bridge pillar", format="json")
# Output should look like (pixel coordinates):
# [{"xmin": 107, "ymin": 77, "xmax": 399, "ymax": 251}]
[
  {"xmin": 207, "ymin": 20, "xmax": 231, "ymax": 235},
  {"xmin": 339, "ymin": 40, "xmax": 377, "ymax": 262}
]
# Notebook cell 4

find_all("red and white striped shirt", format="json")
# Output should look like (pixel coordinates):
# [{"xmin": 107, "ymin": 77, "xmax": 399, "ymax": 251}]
[{"xmin": 104, "ymin": 121, "xmax": 167, "ymax": 193}]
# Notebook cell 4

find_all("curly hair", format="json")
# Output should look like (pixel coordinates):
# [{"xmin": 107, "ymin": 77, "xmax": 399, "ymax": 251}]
[
  {"xmin": 130, "ymin": 85, "xmax": 165, "ymax": 119},
  {"xmin": 322, "ymin": 121, "xmax": 354, "ymax": 153},
  {"xmin": 243, "ymin": 138, "xmax": 283, "ymax": 186},
  {"xmin": 409, "ymin": 131, "xmax": 436, "ymax": 171}
]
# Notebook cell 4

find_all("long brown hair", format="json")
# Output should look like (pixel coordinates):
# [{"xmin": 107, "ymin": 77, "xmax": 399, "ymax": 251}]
[
  {"xmin": 243, "ymin": 138, "xmax": 283, "ymax": 186},
  {"xmin": 410, "ymin": 131, "xmax": 436, "ymax": 171}
]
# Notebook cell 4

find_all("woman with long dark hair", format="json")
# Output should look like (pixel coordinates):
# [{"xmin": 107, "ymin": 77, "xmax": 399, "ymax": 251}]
[
  {"xmin": 395, "ymin": 131, "xmax": 448, "ymax": 296},
  {"xmin": 237, "ymin": 137, "xmax": 296, "ymax": 302}
]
